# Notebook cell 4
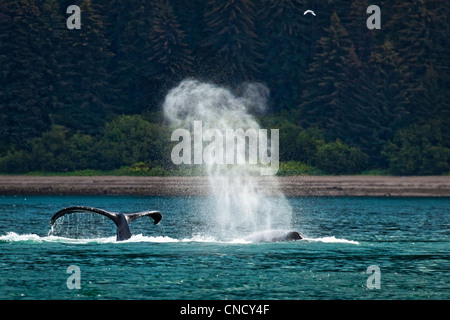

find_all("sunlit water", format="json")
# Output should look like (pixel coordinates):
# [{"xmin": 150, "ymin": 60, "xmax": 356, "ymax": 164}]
[{"xmin": 0, "ymin": 195, "xmax": 448, "ymax": 299}]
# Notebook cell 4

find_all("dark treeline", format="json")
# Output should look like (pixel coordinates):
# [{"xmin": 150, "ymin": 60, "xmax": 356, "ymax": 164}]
[{"xmin": 0, "ymin": 0, "xmax": 449, "ymax": 175}]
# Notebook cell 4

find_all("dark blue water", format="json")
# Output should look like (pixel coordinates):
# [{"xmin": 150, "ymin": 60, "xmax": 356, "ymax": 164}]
[{"xmin": 0, "ymin": 195, "xmax": 448, "ymax": 299}]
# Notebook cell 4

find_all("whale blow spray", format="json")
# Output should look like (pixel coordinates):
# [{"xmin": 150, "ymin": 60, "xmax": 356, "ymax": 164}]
[{"xmin": 163, "ymin": 79, "xmax": 292, "ymax": 240}]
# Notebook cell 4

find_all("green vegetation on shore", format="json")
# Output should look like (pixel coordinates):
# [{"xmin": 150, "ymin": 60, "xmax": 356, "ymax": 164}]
[
  {"xmin": 0, "ymin": 1, "xmax": 449, "ymax": 176},
  {"xmin": 0, "ymin": 113, "xmax": 448, "ymax": 176},
  {"xmin": 3, "ymin": 162, "xmax": 389, "ymax": 177}
]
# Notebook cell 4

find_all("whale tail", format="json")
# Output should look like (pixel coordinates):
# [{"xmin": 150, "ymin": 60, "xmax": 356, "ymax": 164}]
[{"xmin": 50, "ymin": 206, "xmax": 162, "ymax": 241}]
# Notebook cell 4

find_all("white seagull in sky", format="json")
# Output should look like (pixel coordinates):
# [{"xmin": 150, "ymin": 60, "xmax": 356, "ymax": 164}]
[{"xmin": 303, "ymin": 10, "xmax": 316, "ymax": 16}]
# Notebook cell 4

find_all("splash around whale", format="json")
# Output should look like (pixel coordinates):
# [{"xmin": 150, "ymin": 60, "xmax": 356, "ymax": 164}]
[
  {"xmin": 50, "ymin": 206, "xmax": 162, "ymax": 241},
  {"xmin": 49, "ymin": 206, "xmax": 304, "ymax": 243}
]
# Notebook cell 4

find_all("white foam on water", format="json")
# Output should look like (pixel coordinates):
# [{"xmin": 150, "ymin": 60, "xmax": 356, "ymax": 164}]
[
  {"xmin": 0, "ymin": 232, "xmax": 43, "ymax": 242},
  {"xmin": 0, "ymin": 232, "xmax": 358, "ymax": 245},
  {"xmin": 0, "ymin": 232, "xmax": 117, "ymax": 244},
  {"xmin": 122, "ymin": 234, "xmax": 179, "ymax": 243},
  {"xmin": 303, "ymin": 236, "xmax": 359, "ymax": 245},
  {"xmin": 0, "ymin": 232, "xmax": 222, "ymax": 244}
]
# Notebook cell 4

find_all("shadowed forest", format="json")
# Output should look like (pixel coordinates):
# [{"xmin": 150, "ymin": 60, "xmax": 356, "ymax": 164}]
[{"xmin": 0, "ymin": 0, "xmax": 448, "ymax": 175}]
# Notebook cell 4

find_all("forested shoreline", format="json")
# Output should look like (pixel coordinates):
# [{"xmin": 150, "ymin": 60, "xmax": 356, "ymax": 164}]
[{"xmin": 0, "ymin": 0, "xmax": 449, "ymax": 175}]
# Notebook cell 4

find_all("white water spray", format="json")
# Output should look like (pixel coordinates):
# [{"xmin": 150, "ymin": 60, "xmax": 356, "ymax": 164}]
[
  {"xmin": 48, "ymin": 212, "xmax": 116, "ymax": 239},
  {"xmin": 163, "ymin": 79, "xmax": 293, "ymax": 240}
]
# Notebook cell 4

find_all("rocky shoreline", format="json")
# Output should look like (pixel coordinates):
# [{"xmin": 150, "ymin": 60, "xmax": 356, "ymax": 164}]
[{"xmin": 0, "ymin": 175, "xmax": 449, "ymax": 197}]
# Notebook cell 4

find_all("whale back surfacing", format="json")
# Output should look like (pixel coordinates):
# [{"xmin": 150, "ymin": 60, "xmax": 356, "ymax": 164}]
[{"xmin": 244, "ymin": 230, "xmax": 303, "ymax": 242}]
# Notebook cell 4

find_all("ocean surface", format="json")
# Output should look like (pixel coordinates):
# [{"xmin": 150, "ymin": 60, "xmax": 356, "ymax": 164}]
[{"xmin": 0, "ymin": 195, "xmax": 448, "ymax": 300}]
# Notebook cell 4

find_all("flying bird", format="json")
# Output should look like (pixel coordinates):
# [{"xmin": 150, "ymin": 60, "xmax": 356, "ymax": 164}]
[{"xmin": 303, "ymin": 10, "xmax": 316, "ymax": 16}]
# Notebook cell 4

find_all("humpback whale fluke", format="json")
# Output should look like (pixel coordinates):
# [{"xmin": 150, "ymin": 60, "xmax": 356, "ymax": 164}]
[{"xmin": 50, "ymin": 206, "xmax": 162, "ymax": 241}]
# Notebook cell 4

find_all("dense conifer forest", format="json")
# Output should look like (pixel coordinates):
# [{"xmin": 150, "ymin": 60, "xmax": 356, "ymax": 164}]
[{"xmin": 0, "ymin": 0, "xmax": 448, "ymax": 175}]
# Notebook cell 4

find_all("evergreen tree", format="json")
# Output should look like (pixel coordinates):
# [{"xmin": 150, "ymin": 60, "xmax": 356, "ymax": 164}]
[
  {"xmin": 200, "ymin": 0, "xmax": 262, "ymax": 83},
  {"xmin": 0, "ymin": 0, "xmax": 51, "ymax": 146},
  {"xmin": 170, "ymin": 0, "xmax": 206, "ymax": 53},
  {"xmin": 361, "ymin": 40, "xmax": 409, "ymax": 166},
  {"xmin": 138, "ymin": 0, "xmax": 192, "ymax": 111},
  {"xmin": 102, "ymin": 0, "xmax": 129, "ymax": 61},
  {"xmin": 55, "ymin": 0, "xmax": 114, "ymax": 134},
  {"xmin": 106, "ymin": 0, "xmax": 155, "ymax": 113},
  {"xmin": 300, "ymin": 12, "xmax": 360, "ymax": 136},
  {"xmin": 345, "ymin": 0, "xmax": 377, "ymax": 63},
  {"xmin": 40, "ymin": 0, "xmax": 67, "ymax": 123},
  {"xmin": 0, "ymin": 0, "xmax": 15, "ymax": 150},
  {"xmin": 301, "ymin": 10, "xmax": 408, "ymax": 167},
  {"xmin": 414, "ymin": 65, "xmax": 450, "ymax": 147},
  {"xmin": 258, "ymin": 0, "xmax": 310, "ymax": 111},
  {"xmin": 148, "ymin": 0, "xmax": 192, "ymax": 81},
  {"xmin": 384, "ymin": 0, "xmax": 449, "ymax": 124}
]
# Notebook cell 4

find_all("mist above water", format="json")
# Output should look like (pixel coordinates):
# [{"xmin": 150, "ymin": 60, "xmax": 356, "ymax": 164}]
[{"xmin": 163, "ymin": 79, "xmax": 293, "ymax": 240}]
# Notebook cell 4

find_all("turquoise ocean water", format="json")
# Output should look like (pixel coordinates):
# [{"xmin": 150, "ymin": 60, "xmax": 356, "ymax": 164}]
[{"xmin": 0, "ymin": 195, "xmax": 448, "ymax": 300}]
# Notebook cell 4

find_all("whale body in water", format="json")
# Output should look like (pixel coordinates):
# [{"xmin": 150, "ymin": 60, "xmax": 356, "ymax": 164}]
[
  {"xmin": 50, "ymin": 206, "xmax": 162, "ymax": 241},
  {"xmin": 244, "ymin": 230, "xmax": 303, "ymax": 242},
  {"xmin": 50, "ymin": 207, "xmax": 302, "ymax": 243}
]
